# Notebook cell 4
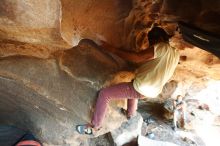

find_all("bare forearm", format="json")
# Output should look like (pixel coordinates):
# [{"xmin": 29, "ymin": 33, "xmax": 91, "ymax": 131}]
[
  {"xmin": 100, "ymin": 41, "xmax": 154, "ymax": 64},
  {"xmin": 115, "ymin": 49, "xmax": 154, "ymax": 63}
]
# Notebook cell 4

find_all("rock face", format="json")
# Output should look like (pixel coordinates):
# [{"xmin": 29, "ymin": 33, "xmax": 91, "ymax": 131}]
[
  {"xmin": 161, "ymin": 0, "xmax": 220, "ymax": 34},
  {"xmin": 0, "ymin": 0, "xmax": 220, "ymax": 145},
  {"xmin": 0, "ymin": 40, "xmax": 127, "ymax": 145},
  {"xmin": 110, "ymin": 113, "xmax": 143, "ymax": 146},
  {"xmin": 0, "ymin": 0, "xmax": 67, "ymax": 48},
  {"xmin": 1, "ymin": 0, "xmax": 220, "ymax": 57},
  {"xmin": 61, "ymin": 0, "xmax": 132, "ymax": 47},
  {"xmin": 0, "ymin": 0, "xmax": 133, "ymax": 58}
]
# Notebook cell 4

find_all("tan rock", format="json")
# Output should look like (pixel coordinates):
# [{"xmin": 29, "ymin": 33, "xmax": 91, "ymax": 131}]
[
  {"xmin": 0, "ymin": 40, "xmax": 127, "ymax": 145},
  {"xmin": 0, "ymin": 0, "xmax": 68, "ymax": 48},
  {"xmin": 111, "ymin": 113, "xmax": 143, "ymax": 146}
]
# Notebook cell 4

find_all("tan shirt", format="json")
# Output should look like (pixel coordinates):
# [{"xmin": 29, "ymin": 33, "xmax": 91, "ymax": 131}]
[{"xmin": 133, "ymin": 42, "xmax": 179, "ymax": 98}]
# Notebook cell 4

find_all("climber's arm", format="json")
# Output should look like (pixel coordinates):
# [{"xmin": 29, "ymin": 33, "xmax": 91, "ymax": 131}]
[{"xmin": 100, "ymin": 41, "xmax": 154, "ymax": 64}]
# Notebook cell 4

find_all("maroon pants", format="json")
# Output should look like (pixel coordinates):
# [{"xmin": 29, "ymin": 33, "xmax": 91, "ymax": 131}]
[{"xmin": 91, "ymin": 82, "xmax": 144, "ymax": 129}]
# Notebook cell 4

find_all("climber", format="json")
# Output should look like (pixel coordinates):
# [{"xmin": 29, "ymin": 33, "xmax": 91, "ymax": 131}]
[{"xmin": 76, "ymin": 26, "xmax": 180, "ymax": 135}]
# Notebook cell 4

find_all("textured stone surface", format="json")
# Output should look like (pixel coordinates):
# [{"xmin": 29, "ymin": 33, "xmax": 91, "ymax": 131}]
[
  {"xmin": 0, "ymin": 0, "xmax": 220, "ymax": 57},
  {"xmin": 0, "ymin": 0, "xmax": 133, "ymax": 58},
  {"xmin": 0, "ymin": 0, "xmax": 220, "ymax": 145},
  {"xmin": 60, "ymin": 0, "xmax": 132, "ymax": 47},
  {"xmin": 0, "ymin": 40, "xmax": 127, "ymax": 145},
  {"xmin": 0, "ymin": 40, "xmax": 59, "ymax": 59},
  {"xmin": 111, "ymin": 113, "xmax": 143, "ymax": 146},
  {"xmin": 0, "ymin": 0, "xmax": 68, "ymax": 48},
  {"xmin": 122, "ymin": 0, "xmax": 170, "ymax": 51}
]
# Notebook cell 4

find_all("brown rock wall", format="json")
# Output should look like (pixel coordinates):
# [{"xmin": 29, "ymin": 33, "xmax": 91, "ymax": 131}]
[{"xmin": 0, "ymin": 40, "xmax": 128, "ymax": 145}]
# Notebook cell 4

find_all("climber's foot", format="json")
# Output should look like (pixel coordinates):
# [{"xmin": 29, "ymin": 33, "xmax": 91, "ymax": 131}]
[{"xmin": 76, "ymin": 124, "xmax": 93, "ymax": 135}]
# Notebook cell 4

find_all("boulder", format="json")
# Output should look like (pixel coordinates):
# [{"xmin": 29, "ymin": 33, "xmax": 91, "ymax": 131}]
[
  {"xmin": 110, "ymin": 113, "xmax": 143, "ymax": 146},
  {"xmin": 0, "ymin": 40, "xmax": 128, "ymax": 145},
  {"xmin": 0, "ymin": 0, "xmax": 68, "ymax": 48}
]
